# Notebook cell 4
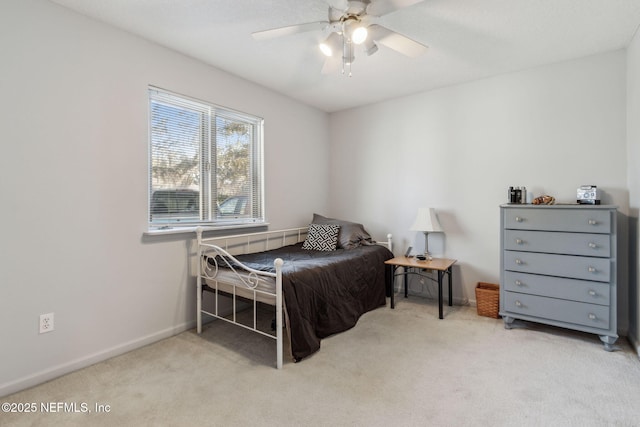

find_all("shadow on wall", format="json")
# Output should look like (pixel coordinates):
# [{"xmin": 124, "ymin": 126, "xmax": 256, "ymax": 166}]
[
  {"xmin": 403, "ymin": 263, "xmax": 468, "ymax": 306},
  {"xmin": 616, "ymin": 209, "xmax": 630, "ymax": 336},
  {"xmin": 627, "ymin": 209, "xmax": 638, "ymax": 347}
]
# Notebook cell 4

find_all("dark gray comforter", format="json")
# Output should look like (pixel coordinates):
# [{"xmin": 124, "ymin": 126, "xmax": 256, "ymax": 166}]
[{"xmin": 227, "ymin": 243, "xmax": 393, "ymax": 361}]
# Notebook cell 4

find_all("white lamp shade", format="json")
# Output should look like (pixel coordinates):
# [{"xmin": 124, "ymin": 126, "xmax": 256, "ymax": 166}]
[{"xmin": 410, "ymin": 208, "xmax": 442, "ymax": 232}]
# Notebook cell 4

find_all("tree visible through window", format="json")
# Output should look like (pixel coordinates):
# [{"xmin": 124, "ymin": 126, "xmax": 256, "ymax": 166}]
[{"xmin": 148, "ymin": 87, "xmax": 264, "ymax": 228}]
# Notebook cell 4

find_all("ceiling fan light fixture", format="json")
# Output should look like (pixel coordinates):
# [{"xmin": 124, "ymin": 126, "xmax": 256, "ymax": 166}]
[
  {"xmin": 363, "ymin": 37, "xmax": 378, "ymax": 56},
  {"xmin": 351, "ymin": 25, "xmax": 368, "ymax": 45},
  {"xmin": 319, "ymin": 32, "xmax": 341, "ymax": 57},
  {"xmin": 319, "ymin": 42, "xmax": 332, "ymax": 56}
]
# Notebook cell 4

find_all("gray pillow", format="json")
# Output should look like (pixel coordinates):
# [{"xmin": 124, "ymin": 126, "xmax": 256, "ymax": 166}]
[
  {"xmin": 312, "ymin": 213, "xmax": 373, "ymax": 249},
  {"xmin": 302, "ymin": 223, "xmax": 340, "ymax": 251}
]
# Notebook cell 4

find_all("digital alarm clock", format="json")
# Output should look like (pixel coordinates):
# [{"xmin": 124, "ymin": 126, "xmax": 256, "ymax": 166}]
[{"xmin": 577, "ymin": 185, "xmax": 600, "ymax": 205}]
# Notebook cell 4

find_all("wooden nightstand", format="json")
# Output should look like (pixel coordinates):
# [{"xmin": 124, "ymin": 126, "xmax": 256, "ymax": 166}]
[{"xmin": 384, "ymin": 256, "xmax": 457, "ymax": 319}]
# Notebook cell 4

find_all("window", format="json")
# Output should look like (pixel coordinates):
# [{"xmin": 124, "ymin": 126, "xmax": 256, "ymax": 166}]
[{"xmin": 148, "ymin": 87, "xmax": 264, "ymax": 228}]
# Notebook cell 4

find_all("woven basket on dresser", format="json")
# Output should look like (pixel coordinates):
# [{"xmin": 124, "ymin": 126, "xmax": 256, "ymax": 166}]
[{"xmin": 475, "ymin": 282, "xmax": 500, "ymax": 318}]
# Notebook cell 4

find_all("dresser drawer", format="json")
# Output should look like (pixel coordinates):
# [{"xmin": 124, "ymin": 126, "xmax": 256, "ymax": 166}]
[
  {"xmin": 504, "ymin": 292, "xmax": 610, "ymax": 329},
  {"xmin": 503, "ymin": 271, "xmax": 610, "ymax": 305},
  {"xmin": 504, "ymin": 251, "xmax": 610, "ymax": 282},
  {"xmin": 504, "ymin": 230, "xmax": 611, "ymax": 257},
  {"xmin": 504, "ymin": 208, "xmax": 611, "ymax": 233}
]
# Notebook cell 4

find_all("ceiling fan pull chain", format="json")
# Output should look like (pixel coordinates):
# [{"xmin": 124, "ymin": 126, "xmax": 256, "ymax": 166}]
[
  {"xmin": 348, "ymin": 41, "xmax": 353, "ymax": 77},
  {"xmin": 341, "ymin": 21, "xmax": 347, "ymax": 76},
  {"xmin": 340, "ymin": 20, "xmax": 354, "ymax": 77}
]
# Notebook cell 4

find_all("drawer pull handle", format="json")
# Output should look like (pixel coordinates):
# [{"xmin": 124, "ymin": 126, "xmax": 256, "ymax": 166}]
[
  {"xmin": 588, "ymin": 242, "xmax": 597, "ymax": 249},
  {"xmin": 515, "ymin": 259, "xmax": 523, "ymax": 265},
  {"xmin": 515, "ymin": 300, "xmax": 522, "ymax": 307},
  {"xmin": 588, "ymin": 219, "xmax": 597, "ymax": 225},
  {"xmin": 588, "ymin": 290, "xmax": 597, "ymax": 297},
  {"xmin": 588, "ymin": 313, "xmax": 597, "ymax": 320},
  {"xmin": 515, "ymin": 280, "xmax": 522, "ymax": 286},
  {"xmin": 515, "ymin": 239, "xmax": 523, "ymax": 244},
  {"xmin": 588, "ymin": 266, "xmax": 597, "ymax": 273},
  {"xmin": 515, "ymin": 216, "xmax": 523, "ymax": 222}
]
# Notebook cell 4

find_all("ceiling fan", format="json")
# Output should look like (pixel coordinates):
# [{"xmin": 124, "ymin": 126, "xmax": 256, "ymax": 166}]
[{"xmin": 251, "ymin": 0, "xmax": 428, "ymax": 76}]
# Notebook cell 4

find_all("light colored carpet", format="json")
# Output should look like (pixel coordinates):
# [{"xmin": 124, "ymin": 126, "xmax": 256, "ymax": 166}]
[{"xmin": 3, "ymin": 298, "xmax": 640, "ymax": 426}]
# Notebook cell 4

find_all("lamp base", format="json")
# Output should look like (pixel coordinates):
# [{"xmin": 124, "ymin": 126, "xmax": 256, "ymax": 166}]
[{"xmin": 423, "ymin": 232, "xmax": 433, "ymax": 261}]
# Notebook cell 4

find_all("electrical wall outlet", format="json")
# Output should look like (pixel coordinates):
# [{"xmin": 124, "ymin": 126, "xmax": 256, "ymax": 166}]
[{"xmin": 39, "ymin": 313, "xmax": 54, "ymax": 334}]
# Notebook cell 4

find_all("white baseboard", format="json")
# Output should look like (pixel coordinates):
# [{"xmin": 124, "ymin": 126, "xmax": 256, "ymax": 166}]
[{"xmin": 0, "ymin": 320, "xmax": 195, "ymax": 398}]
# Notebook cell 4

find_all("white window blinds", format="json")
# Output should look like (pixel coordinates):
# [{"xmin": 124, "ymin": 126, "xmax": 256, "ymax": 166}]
[{"xmin": 148, "ymin": 87, "xmax": 264, "ymax": 228}]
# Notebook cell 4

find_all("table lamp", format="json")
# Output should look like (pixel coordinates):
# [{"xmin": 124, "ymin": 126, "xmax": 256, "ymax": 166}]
[{"xmin": 410, "ymin": 208, "xmax": 442, "ymax": 260}]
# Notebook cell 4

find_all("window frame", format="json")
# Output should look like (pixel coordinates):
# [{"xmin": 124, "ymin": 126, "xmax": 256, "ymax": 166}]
[{"xmin": 147, "ymin": 86, "xmax": 265, "ymax": 231}]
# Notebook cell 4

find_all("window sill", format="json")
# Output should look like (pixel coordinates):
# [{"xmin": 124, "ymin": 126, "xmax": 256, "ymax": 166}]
[{"xmin": 143, "ymin": 222, "xmax": 270, "ymax": 238}]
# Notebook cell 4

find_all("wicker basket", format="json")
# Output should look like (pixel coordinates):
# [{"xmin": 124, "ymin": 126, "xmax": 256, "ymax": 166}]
[{"xmin": 475, "ymin": 282, "xmax": 500, "ymax": 318}]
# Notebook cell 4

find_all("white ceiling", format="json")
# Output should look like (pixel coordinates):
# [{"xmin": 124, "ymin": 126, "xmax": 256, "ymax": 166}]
[{"xmin": 49, "ymin": 0, "xmax": 640, "ymax": 112}]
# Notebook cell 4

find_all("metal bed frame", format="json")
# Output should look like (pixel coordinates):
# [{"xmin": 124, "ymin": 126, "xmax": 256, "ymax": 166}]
[{"xmin": 195, "ymin": 226, "xmax": 392, "ymax": 369}]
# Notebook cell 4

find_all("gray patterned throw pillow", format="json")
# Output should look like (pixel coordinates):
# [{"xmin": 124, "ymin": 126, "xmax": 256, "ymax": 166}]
[{"xmin": 302, "ymin": 223, "xmax": 340, "ymax": 251}]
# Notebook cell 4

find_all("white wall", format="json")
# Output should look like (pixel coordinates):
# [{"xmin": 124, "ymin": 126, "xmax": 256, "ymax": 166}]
[
  {"xmin": 329, "ymin": 52, "xmax": 629, "ymax": 326},
  {"xmin": 627, "ymin": 26, "xmax": 640, "ymax": 354},
  {"xmin": 0, "ymin": 0, "xmax": 329, "ymax": 396}
]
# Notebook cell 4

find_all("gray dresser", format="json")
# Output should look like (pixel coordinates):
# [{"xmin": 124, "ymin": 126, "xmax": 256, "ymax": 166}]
[{"xmin": 500, "ymin": 204, "xmax": 617, "ymax": 350}]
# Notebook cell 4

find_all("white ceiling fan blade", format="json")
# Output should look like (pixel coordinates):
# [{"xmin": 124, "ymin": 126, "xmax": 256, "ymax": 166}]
[
  {"xmin": 369, "ymin": 24, "xmax": 427, "ymax": 57},
  {"xmin": 366, "ymin": 0, "xmax": 425, "ymax": 17},
  {"xmin": 252, "ymin": 21, "xmax": 329, "ymax": 41},
  {"xmin": 326, "ymin": 0, "xmax": 349, "ymax": 12},
  {"xmin": 329, "ymin": 6, "xmax": 346, "ymax": 22},
  {"xmin": 321, "ymin": 55, "xmax": 342, "ymax": 75}
]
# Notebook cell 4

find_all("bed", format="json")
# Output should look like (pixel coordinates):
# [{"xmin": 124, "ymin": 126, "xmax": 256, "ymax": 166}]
[{"xmin": 196, "ymin": 215, "xmax": 393, "ymax": 368}]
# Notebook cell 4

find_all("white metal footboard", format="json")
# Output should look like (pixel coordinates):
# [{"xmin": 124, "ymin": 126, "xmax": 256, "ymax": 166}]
[{"xmin": 196, "ymin": 227, "xmax": 308, "ymax": 369}]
